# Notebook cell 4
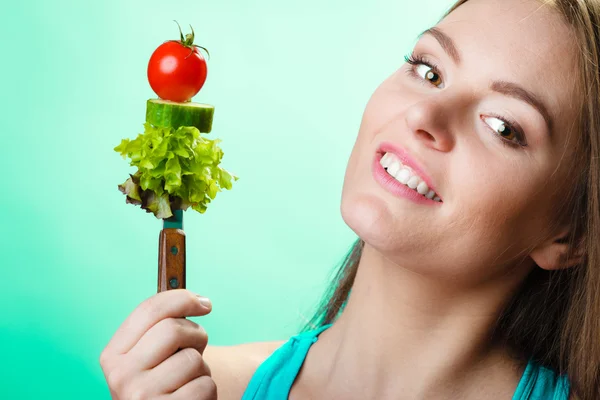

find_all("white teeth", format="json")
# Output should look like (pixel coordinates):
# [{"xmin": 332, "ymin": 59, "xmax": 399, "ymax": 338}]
[
  {"xmin": 395, "ymin": 168, "xmax": 411, "ymax": 184},
  {"xmin": 380, "ymin": 152, "xmax": 441, "ymax": 202},
  {"xmin": 387, "ymin": 159, "xmax": 400, "ymax": 176},
  {"xmin": 417, "ymin": 181, "xmax": 429, "ymax": 195},
  {"xmin": 407, "ymin": 176, "xmax": 420, "ymax": 189},
  {"xmin": 380, "ymin": 153, "xmax": 392, "ymax": 167}
]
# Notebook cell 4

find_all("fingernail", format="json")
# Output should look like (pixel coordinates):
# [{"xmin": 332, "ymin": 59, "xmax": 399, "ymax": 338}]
[{"xmin": 196, "ymin": 296, "xmax": 212, "ymax": 309}]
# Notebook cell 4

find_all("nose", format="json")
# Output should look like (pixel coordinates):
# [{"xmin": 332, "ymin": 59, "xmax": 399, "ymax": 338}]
[{"xmin": 404, "ymin": 96, "xmax": 457, "ymax": 152}]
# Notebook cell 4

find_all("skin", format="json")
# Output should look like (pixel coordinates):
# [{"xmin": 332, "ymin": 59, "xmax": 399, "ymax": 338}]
[
  {"xmin": 287, "ymin": 0, "xmax": 581, "ymax": 398},
  {"xmin": 100, "ymin": 0, "xmax": 583, "ymax": 399}
]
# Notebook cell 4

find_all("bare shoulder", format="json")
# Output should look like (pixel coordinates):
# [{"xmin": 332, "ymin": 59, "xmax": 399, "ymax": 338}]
[{"xmin": 203, "ymin": 340, "xmax": 286, "ymax": 400}]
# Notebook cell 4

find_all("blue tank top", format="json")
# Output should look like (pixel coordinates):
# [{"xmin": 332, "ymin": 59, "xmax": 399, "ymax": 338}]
[{"xmin": 241, "ymin": 324, "xmax": 570, "ymax": 400}]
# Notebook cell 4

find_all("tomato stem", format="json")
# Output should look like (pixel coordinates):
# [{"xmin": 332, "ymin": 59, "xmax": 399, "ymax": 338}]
[
  {"xmin": 171, "ymin": 20, "xmax": 211, "ymax": 60},
  {"xmin": 187, "ymin": 25, "xmax": 195, "ymax": 47},
  {"xmin": 174, "ymin": 20, "xmax": 185, "ymax": 43}
]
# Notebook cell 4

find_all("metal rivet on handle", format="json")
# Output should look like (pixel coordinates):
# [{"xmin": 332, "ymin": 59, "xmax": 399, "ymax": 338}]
[
  {"xmin": 169, "ymin": 278, "xmax": 179, "ymax": 289},
  {"xmin": 171, "ymin": 246, "xmax": 178, "ymax": 255}
]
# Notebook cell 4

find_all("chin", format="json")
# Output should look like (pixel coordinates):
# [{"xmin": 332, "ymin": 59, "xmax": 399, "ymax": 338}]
[
  {"xmin": 340, "ymin": 193, "xmax": 448, "ymax": 279},
  {"xmin": 340, "ymin": 189, "xmax": 399, "ymax": 250}
]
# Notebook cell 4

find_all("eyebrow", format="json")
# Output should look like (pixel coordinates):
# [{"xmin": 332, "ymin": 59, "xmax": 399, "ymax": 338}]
[
  {"xmin": 419, "ymin": 27, "xmax": 462, "ymax": 64},
  {"xmin": 490, "ymin": 81, "xmax": 553, "ymax": 132},
  {"xmin": 418, "ymin": 27, "xmax": 553, "ymax": 134}
]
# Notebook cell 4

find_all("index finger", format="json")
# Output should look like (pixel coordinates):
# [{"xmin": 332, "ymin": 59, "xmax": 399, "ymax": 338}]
[{"xmin": 104, "ymin": 289, "xmax": 212, "ymax": 355}]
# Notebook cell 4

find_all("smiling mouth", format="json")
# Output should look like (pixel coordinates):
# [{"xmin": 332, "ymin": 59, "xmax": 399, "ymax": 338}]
[{"xmin": 379, "ymin": 152, "xmax": 442, "ymax": 202}]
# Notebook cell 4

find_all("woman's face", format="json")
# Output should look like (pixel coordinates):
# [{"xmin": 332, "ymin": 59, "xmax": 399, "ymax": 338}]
[{"xmin": 341, "ymin": 0, "xmax": 581, "ymax": 282}]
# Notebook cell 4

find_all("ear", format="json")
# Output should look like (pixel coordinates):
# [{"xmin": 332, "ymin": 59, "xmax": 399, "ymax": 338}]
[{"xmin": 530, "ymin": 228, "xmax": 584, "ymax": 271}]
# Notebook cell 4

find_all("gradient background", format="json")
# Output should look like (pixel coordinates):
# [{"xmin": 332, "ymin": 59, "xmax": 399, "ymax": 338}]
[{"xmin": 2, "ymin": 0, "xmax": 450, "ymax": 398}]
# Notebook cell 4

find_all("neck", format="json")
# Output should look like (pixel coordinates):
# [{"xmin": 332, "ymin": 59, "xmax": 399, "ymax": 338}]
[{"xmin": 295, "ymin": 243, "xmax": 534, "ymax": 400}]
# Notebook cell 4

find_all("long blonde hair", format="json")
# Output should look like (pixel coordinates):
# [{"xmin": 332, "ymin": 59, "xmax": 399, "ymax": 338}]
[{"xmin": 306, "ymin": 1, "xmax": 600, "ymax": 399}]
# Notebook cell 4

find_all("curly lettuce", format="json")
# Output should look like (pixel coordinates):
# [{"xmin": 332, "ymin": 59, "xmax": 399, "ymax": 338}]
[{"xmin": 115, "ymin": 122, "xmax": 237, "ymax": 219}]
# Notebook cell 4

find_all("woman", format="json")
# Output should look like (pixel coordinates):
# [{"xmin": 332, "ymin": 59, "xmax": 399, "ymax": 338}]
[{"xmin": 99, "ymin": 0, "xmax": 600, "ymax": 398}]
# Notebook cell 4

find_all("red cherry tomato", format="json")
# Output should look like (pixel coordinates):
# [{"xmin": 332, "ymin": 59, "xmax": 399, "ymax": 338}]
[{"xmin": 147, "ymin": 24, "xmax": 209, "ymax": 103}]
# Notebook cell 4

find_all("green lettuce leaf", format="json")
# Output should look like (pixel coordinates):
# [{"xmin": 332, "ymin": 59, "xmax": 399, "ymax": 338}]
[{"xmin": 115, "ymin": 122, "xmax": 238, "ymax": 218}]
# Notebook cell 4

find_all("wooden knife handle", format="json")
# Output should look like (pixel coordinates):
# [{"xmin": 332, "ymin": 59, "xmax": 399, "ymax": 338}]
[{"xmin": 158, "ymin": 228, "xmax": 186, "ymax": 293}]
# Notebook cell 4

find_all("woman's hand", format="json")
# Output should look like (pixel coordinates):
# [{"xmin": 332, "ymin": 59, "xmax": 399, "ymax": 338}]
[{"xmin": 99, "ymin": 289, "xmax": 216, "ymax": 399}]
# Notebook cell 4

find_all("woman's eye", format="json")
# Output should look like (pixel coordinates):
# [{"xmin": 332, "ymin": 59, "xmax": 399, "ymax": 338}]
[
  {"xmin": 415, "ymin": 64, "xmax": 443, "ymax": 87},
  {"xmin": 484, "ymin": 116, "xmax": 518, "ymax": 141}
]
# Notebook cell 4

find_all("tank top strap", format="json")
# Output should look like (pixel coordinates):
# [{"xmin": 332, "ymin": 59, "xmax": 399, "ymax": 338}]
[
  {"xmin": 511, "ymin": 360, "xmax": 570, "ymax": 400},
  {"xmin": 241, "ymin": 324, "xmax": 332, "ymax": 400},
  {"xmin": 243, "ymin": 325, "xmax": 570, "ymax": 400}
]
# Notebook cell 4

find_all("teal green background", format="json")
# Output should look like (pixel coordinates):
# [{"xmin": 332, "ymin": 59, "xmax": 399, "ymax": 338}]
[{"xmin": 2, "ymin": 0, "xmax": 450, "ymax": 398}]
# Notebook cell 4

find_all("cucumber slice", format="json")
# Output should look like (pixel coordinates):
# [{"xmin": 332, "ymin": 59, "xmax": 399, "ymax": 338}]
[{"xmin": 146, "ymin": 99, "xmax": 214, "ymax": 132}]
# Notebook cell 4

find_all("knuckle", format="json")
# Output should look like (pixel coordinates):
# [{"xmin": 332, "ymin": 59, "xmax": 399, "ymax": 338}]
[
  {"xmin": 164, "ymin": 318, "xmax": 185, "ymax": 344},
  {"xmin": 128, "ymin": 386, "xmax": 150, "ymax": 400},
  {"xmin": 140, "ymin": 296, "xmax": 164, "ymax": 321},
  {"xmin": 99, "ymin": 349, "xmax": 111, "ymax": 369},
  {"xmin": 106, "ymin": 367, "xmax": 126, "ymax": 392},
  {"xmin": 151, "ymin": 318, "xmax": 176, "ymax": 342},
  {"xmin": 195, "ymin": 324, "xmax": 209, "ymax": 346},
  {"xmin": 196, "ymin": 376, "xmax": 217, "ymax": 399},
  {"xmin": 181, "ymin": 348, "xmax": 204, "ymax": 371},
  {"xmin": 199, "ymin": 324, "xmax": 208, "ymax": 340},
  {"xmin": 203, "ymin": 359, "xmax": 212, "ymax": 377}
]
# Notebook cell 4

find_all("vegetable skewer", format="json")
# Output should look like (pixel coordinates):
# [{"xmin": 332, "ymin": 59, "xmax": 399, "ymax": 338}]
[{"xmin": 115, "ymin": 23, "xmax": 237, "ymax": 294}]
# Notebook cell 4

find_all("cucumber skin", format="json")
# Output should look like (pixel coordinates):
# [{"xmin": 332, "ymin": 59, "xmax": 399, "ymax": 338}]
[{"xmin": 146, "ymin": 99, "xmax": 214, "ymax": 133}]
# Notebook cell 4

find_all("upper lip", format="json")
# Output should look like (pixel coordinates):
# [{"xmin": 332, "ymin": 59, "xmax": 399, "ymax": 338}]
[{"xmin": 377, "ymin": 142, "xmax": 441, "ymax": 199}]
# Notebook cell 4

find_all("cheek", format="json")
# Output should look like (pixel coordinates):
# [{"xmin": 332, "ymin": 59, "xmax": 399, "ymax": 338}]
[
  {"xmin": 342, "ymin": 77, "xmax": 414, "ymax": 185},
  {"xmin": 359, "ymin": 73, "xmax": 414, "ymax": 141},
  {"xmin": 341, "ymin": 82, "xmax": 401, "ymax": 201},
  {"xmin": 448, "ymin": 151, "xmax": 552, "ymax": 260},
  {"xmin": 339, "ymin": 74, "xmax": 440, "ymax": 248}
]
